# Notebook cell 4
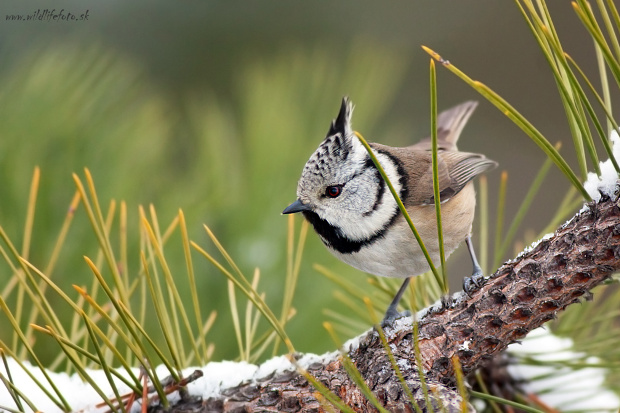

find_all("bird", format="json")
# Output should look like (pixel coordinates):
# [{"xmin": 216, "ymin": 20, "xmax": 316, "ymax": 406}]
[{"xmin": 282, "ymin": 97, "xmax": 497, "ymax": 324}]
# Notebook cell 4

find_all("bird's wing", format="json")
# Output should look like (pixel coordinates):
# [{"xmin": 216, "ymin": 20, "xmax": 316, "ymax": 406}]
[{"xmin": 403, "ymin": 150, "xmax": 497, "ymax": 206}]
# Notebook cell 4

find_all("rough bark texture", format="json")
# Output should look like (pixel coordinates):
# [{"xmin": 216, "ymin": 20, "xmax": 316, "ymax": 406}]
[{"xmin": 160, "ymin": 191, "xmax": 620, "ymax": 413}]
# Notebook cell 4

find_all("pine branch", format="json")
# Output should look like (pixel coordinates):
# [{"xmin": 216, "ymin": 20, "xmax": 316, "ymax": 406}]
[{"xmin": 161, "ymin": 188, "xmax": 620, "ymax": 413}]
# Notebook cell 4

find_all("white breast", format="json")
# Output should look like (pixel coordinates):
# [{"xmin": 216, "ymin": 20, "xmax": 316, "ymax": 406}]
[{"xmin": 327, "ymin": 184, "xmax": 476, "ymax": 278}]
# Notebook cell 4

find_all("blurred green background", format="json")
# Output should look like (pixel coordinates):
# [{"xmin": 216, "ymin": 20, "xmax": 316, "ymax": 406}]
[{"xmin": 0, "ymin": 1, "xmax": 599, "ymax": 362}]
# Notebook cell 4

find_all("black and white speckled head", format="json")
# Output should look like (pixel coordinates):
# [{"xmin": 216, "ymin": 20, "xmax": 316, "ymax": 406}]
[
  {"xmin": 283, "ymin": 97, "xmax": 403, "ymax": 254},
  {"xmin": 298, "ymin": 98, "xmax": 363, "ymax": 195}
]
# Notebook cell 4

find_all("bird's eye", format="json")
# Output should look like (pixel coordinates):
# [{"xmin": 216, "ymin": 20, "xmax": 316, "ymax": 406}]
[{"xmin": 326, "ymin": 185, "xmax": 343, "ymax": 198}]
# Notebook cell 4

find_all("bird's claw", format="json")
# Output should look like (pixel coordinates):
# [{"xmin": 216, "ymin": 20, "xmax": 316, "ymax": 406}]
[
  {"xmin": 380, "ymin": 308, "xmax": 411, "ymax": 328},
  {"xmin": 440, "ymin": 294, "xmax": 456, "ymax": 310},
  {"xmin": 463, "ymin": 269, "xmax": 485, "ymax": 296}
]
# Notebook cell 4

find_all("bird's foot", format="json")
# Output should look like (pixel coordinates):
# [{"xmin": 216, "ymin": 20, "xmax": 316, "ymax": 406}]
[
  {"xmin": 440, "ymin": 294, "xmax": 456, "ymax": 310},
  {"xmin": 463, "ymin": 268, "xmax": 486, "ymax": 296},
  {"xmin": 427, "ymin": 294, "xmax": 456, "ymax": 315},
  {"xmin": 380, "ymin": 306, "xmax": 411, "ymax": 328}
]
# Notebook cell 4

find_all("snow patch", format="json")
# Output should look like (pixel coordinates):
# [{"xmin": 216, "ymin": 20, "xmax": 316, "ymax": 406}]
[
  {"xmin": 0, "ymin": 351, "xmax": 344, "ymax": 412},
  {"xmin": 396, "ymin": 358, "xmax": 411, "ymax": 371},
  {"xmin": 583, "ymin": 130, "xmax": 620, "ymax": 202},
  {"xmin": 507, "ymin": 327, "xmax": 620, "ymax": 412},
  {"xmin": 459, "ymin": 340, "xmax": 471, "ymax": 351},
  {"xmin": 343, "ymin": 333, "xmax": 364, "ymax": 352},
  {"xmin": 297, "ymin": 351, "xmax": 338, "ymax": 369},
  {"xmin": 513, "ymin": 232, "xmax": 554, "ymax": 261},
  {"xmin": 0, "ymin": 358, "xmax": 140, "ymax": 413},
  {"xmin": 175, "ymin": 360, "xmax": 253, "ymax": 402}
]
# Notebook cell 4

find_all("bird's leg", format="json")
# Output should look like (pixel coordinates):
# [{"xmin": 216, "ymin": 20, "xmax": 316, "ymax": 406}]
[
  {"xmin": 382, "ymin": 277, "xmax": 411, "ymax": 326},
  {"xmin": 463, "ymin": 235, "xmax": 485, "ymax": 295}
]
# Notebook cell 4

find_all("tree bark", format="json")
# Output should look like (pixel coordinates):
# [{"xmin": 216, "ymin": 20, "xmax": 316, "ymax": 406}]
[{"xmin": 162, "ymin": 191, "xmax": 620, "ymax": 413}]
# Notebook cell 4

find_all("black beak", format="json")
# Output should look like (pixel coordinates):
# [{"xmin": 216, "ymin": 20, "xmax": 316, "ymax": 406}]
[{"xmin": 282, "ymin": 199, "xmax": 310, "ymax": 214}]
